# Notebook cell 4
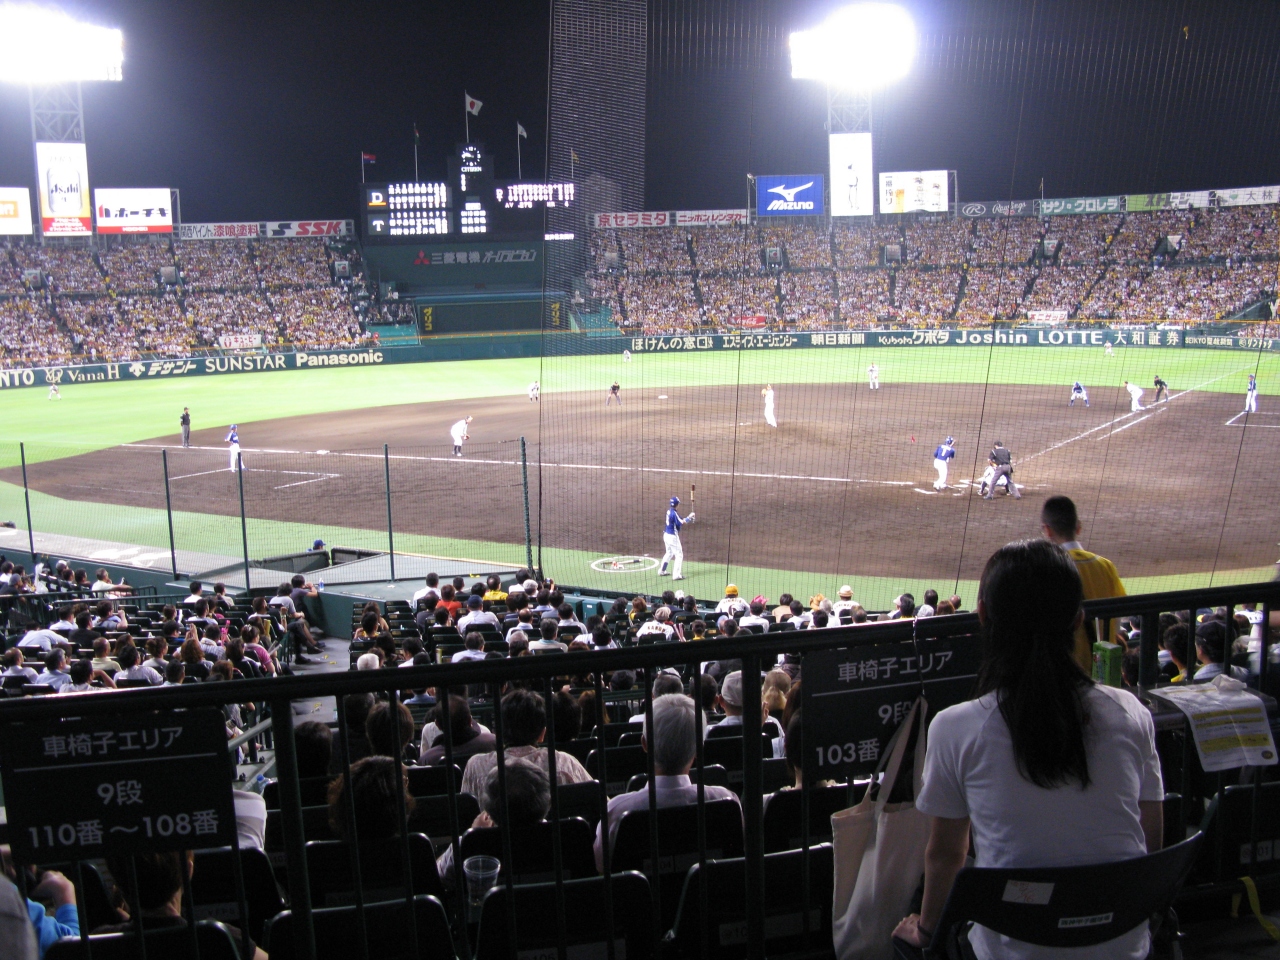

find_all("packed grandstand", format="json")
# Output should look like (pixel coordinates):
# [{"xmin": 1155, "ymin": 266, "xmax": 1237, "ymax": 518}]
[{"xmin": 0, "ymin": 202, "xmax": 1276, "ymax": 369}]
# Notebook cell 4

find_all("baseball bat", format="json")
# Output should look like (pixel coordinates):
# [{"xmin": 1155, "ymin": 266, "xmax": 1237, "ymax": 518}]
[{"xmin": 691, "ymin": 483, "xmax": 696, "ymax": 504}]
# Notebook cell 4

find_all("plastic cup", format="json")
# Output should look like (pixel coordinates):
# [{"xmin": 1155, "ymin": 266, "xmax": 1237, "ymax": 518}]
[{"xmin": 463, "ymin": 854, "xmax": 500, "ymax": 912}]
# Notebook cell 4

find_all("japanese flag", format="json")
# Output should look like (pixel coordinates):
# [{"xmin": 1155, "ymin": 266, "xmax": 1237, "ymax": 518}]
[{"xmin": 465, "ymin": 93, "xmax": 483, "ymax": 115}]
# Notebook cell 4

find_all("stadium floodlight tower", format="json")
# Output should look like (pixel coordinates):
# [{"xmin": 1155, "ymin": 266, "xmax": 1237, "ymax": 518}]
[
  {"xmin": 791, "ymin": 4, "xmax": 915, "ymax": 217},
  {"xmin": 0, "ymin": 3, "xmax": 123, "ymax": 243},
  {"xmin": 790, "ymin": 3, "xmax": 915, "ymax": 133}
]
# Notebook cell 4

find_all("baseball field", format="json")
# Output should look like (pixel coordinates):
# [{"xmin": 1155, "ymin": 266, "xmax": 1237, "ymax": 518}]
[{"xmin": 0, "ymin": 341, "xmax": 1274, "ymax": 609}]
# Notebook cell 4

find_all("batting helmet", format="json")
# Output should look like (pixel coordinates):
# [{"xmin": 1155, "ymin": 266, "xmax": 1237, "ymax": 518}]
[
  {"xmin": 945, "ymin": 436, "xmax": 954, "ymax": 445},
  {"xmin": 669, "ymin": 496, "xmax": 680, "ymax": 507}
]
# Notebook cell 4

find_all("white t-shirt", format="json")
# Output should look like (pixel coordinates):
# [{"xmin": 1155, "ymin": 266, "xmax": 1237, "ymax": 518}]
[{"xmin": 918, "ymin": 685, "xmax": 1163, "ymax": 960}]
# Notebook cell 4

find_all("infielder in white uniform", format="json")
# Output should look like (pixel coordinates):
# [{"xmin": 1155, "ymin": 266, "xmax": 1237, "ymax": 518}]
[
  {"xmin": 225, "ymin": 425, "xmax": 243, "ymax": 471},
  {"xmin": 1246, "ymin": 373, "xmax": 1258, "ymax": 412},
  {"xmin": 762, "ymin": 384, "xmax": 777, "ymax": 427},
  {"xmin": 1123, "ymin": 380, "xmax": 1145, "ymax": 412},
  {"xmin": 868, "ymin": 363, "xmax": 879, "ymax": 389},
  {"xmin": 450, "ymin": 416, "xmax": 472, "ymax": 457},
  {"xmin": 658, "ymin": 496, "xmax": 695, "ymax": 580},
  {"xmin": 528, "ymin": 381, "xmax": 540, "ymax": 402}
]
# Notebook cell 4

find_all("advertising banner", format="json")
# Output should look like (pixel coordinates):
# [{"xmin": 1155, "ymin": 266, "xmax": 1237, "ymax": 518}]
[
  {"xmin": 93, "ymin": 188, "xmax": 172, "ymax": 234},
  {"xmin": 958, "ymin": 199, "xmax": 1037, "ymax": 218},
  {"xmin": 675, "ymin": 209, "xmax": 749, "ymax": 226},
  {"xmin": 35, "ymin": 141, "xmax": 92, "ymax": 236},
  {"xmin": 756, "ymin": 175, "xmax": 825, "ymax": 217},
  {"xmin": 179, "ymin": 222, "xmax": 262, "ymax": 240},
  {"xmin": 1126, "ymin": 193, "xmax": 1169, "ymax": 212},
  {"xmin": 1134, "ymin": 186, "xmax": 1280, "ymax": 211},
  {"xmin": 829, "ymin": 132, "xmax": 873, "ymax": 217},
  {"xmin": 259, "ymin": 220, "xmax": 353, "ymax": 238},
  {"xmin": 1026, "ymin": 310, "xmax": 1069, "ymax": 324},
  {"xmin": 1039, "ymin": 195, "xmax": 1125, "ymax": 216},
  {"xmin": 1214, "ymin": 185, "xmax": 1280, "ymax": 207},
  {"xmin": 0, "ymin": 187, "xmax": 33, "ymax": 236},
  {"xmin": 879, "ymin": 170, "xmax": 948, "ymax": 213},
  {"xmin": 592, "ymin": 211, "xmax": 670, "ymax": 228},
  {"xmin": 217, "ymin": 333, "xmax": 263, "ymax": 349}
]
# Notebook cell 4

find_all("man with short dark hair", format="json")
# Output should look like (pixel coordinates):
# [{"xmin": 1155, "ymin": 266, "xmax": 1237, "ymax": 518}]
[
  {"xmin": 529, "ymin": 618, "xmax": 567, "ymax": 653},
  {"xmin": 36, "ymin": 649, "xmax": 71, "ymax": 692},
  {"xmin": 182, "ymin": 581, "xmax": 204, "ymax": 606},
  {"xmin": 1041, "ymin": 494, "xmax": 1126, "ymax": 669},
  {"xmin": 412, "ymin": 572, "xmax": 440, "ymax": 608},
  {"xmin": 460, "ymin": 688, "xmax": 590, "ymax": 806},
  {"xmin": 983, "ymin": 440, "xmax": 1021, "ymax": 500},
  {"xmin": 452, "ymin": 631, "xmax": 488, "ymax": 662}
]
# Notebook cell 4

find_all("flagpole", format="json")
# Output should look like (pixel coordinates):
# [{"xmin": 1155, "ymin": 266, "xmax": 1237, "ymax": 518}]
[
  {"xmin": 361, "ymin": 153, "xmax": 365, "ymax": 184},
  {"xmin": 465, "ymin": 106, "xmax": 470, "ymax": 144},
  {"xmin": 517, "ymin": 130, "xmax": 522, "ymax": 180},
  {"xmin": 414, "ymin": 134, "xmax": 419, "ymax": 182}
]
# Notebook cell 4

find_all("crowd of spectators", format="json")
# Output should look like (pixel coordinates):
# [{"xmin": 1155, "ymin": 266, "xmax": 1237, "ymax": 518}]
[
  {"xmin": 99, "ymin": 242, "xmax": 174, "ymax": 293},
  {"xmin": 954, "ymin": 266, "xmax": 1034, "ymax": 324},
  {"xmin": 760, "ymin": 223, "xmax": 833, "ymax": 269},
  {"xmin": 57, "ymin": 298, "xmax": 139, "ymax": 362},
  {"xmin": 253, "ymin": 237, "xmax": 334, "ymax": 287},
  {"xmin": 175, "ymin": 239, "xmax": 260, "ymax": 289},
  {"xmin": 833, "ymin": 221, "xmax": 901, "ymax": 268},
  {"xmin": 1017, "ymin": 265, "xmax": 1102, "ymax": 317},
  {"xmin": 699, "ymin": 276, "xmax": 780, "ymax": 326},
  {"xmin": 1107, "ymin": 210, "xmax": 1196, "ymax": 262},
  {"xmin": 1180, "ymin": 205, "xmax": 1273, "ymax": 262},
  {"xmin": 185, "ymin": 291, "xmax": 280, "ymax": 345},
  {"xmin": 618, "ymin": 229, "xmax": 694, "ymax": 274},
  {"xmin": 271, "ymin": 287, "xmax": 366, "ymax": 348},
  {"xmin": 0, "ymin": 296, "xmax": 74, "ymax": 366},
  {"xmin": 780, "ymin": 271, "xmax": 838, "ymax": 326},
  {"xmin": 617, "ymin": 274, "xmax": 701, "ymax": 333},
  {"xmin": 893, "ymin": 267, "xmax": 962, "ymax": 324},
  {"xmin": 835, "ymin": 269, "xmax": 892, "ymax": 324},
  {"xmin": 12, "ymin": 244, "xmax": 106, "ymax": 293},
  {"xmin": 969, "ymin": 217, "xmax": 1043, "ymax": 266},
  {"xmin": 904, "ymin": 218, "xmax": 972, "ymax": 265},
  {"xmin": 1047, "ymin": 214, "xmax": 1122, "ymax": 263}
]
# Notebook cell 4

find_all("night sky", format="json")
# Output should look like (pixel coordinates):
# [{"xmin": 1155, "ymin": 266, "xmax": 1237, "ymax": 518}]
[{"xmin": 1, "ymin": 0, "xmax": 1278, "ymax": 222}]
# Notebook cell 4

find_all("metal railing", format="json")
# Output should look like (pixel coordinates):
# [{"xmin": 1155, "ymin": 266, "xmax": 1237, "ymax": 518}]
[{"xmin": 1, "ymin": 578, "xmax": 1277, "ymax": 960}]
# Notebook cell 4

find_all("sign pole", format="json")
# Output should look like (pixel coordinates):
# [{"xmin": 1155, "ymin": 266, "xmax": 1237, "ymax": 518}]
[
  {"xmin": 162, "ymin": 449, "xmax": 178, "ymax": 580},
  {"xmin": 237, "ymin": 454, "xmax": 251, "ymax": 590},
  {"xmin": 19, "ymin": 442, "xmax": 34, "ymax": 559},
  {"xmin": 521, "ymin": 436, "xmax": 533, "ymax": 572},
  {"xmin": 384, "ymin": 443, "xmax": 396, "ymax": 582}
]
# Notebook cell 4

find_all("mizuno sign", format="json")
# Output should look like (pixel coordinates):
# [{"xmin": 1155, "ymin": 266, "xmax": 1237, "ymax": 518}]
[{"xmin": 756, "ymin": 175, "xmax": 825, "ymax": 217}]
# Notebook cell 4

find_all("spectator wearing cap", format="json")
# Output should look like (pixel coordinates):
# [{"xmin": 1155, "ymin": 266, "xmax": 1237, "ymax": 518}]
[
  {"xmin": 831, "ymin": 586, "xmax": 858, "ymax": 620},
  {"xmin": 714, "ymin": 584, "xmax": 748, "ymax": 617},
  {"xmin": 1192, "ymin": 620, "xmax": 1246, "ymax": 682},
  {"xmin": 707, "ymin": 670, "xmax": 785, "ymax": 752},
  {"xmin": 457, "ymin": 595, "xmax": 500, "ymax": 634},
  {"xmin": 740, "ymin": 598, "xmax": 772, "ymax": 632},
  {"xmin": 636, "ymin": 606, "xmax": 676, "ymax": 643},
  {"xmin": 889, "ymin": 593, "xmax": 916, "ymax": 620},
  {"xmin": 308, "ymin": 539, "xmax": 327, "ymax": 552},
  {"xmin": 595, "ymin": 694, "xmax": 740, "ymax": 870}
]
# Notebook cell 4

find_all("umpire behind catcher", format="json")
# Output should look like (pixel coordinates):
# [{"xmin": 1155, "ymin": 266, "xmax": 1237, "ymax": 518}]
[{"xmin": 984, "ymin": 440, "xmax": 1021, "ymax": 500}]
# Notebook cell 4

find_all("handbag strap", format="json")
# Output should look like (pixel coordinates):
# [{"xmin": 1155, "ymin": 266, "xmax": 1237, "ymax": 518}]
[{"xmin": 869, "ymin": 696, "xmax": 926, "ymax": 816}]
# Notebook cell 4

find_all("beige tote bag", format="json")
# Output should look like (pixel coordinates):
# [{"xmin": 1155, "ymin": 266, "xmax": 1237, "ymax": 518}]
[{"xmin": 831, "ymin": 697, "xmax": 931, "ymax": 960}]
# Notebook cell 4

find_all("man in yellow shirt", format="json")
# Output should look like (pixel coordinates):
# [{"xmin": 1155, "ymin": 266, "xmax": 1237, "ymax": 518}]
[
  {"xmin": 1040, "ymin": 495, "xmax": 1127, "ymax": 670},
  {"xmin": 481, "ymin": 574, "xmax": 508, "ymax": 604}
]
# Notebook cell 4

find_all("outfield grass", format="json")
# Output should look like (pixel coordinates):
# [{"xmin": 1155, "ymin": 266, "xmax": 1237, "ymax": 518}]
[{"xmin": 0, "ymin": 344, "xmax": 1273, "ymax": 603}]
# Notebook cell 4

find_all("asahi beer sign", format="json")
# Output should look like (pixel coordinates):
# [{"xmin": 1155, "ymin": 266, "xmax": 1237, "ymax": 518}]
[{"xmin": 35, "ymin": 142, "xmax": 92, "ymax": 236}]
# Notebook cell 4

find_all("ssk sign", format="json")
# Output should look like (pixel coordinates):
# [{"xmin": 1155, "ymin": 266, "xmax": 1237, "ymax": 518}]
[
  {"xmin": 260, "ymin": 219, "xmax": 354, "ymax": 238},
  {"xmin": 756, "ymin": 175, "xmax": 825, "ymax": 217}
]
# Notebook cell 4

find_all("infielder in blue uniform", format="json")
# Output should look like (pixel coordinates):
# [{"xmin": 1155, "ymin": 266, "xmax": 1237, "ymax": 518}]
[
  {"xmin": 658, "ymin": 496, "xmax": 696, "ymax": 580},
  {"xmin": 1246, "ymin": 373, "xmax": 1258, "ymax": 412},
  {"xmin": 1069, "ymin": 381, "xmax": 1089, "ymax": 406},
  {"xmin": 225, "ymin": 425, "xmax": 243, "ymax": 472},
  {"xmin": 932, "ymin": 437, "xmax": 956, "ymax": 490}
]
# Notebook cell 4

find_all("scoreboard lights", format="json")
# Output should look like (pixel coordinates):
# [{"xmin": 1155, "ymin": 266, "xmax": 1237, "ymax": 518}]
[
  {"xmin": 459, "ymin": 201, "xmax": 488, "ymax": 234},
  {"xmin": 497, "ymin": 183, "xmax": 575, "ymax": 208},
  {"xmin": 385, "ymin": 182, "xmax": 450, "ymax": 210}
]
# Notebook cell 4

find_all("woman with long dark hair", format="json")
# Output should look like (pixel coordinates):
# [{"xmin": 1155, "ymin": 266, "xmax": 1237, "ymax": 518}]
[{"xmin": 894, "ymin": 539, "xmax": 1163, "ymax": 959}]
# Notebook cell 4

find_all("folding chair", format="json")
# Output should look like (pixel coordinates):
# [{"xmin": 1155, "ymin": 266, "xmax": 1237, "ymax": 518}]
[
  {"xmin": 264, "ymin": 893, "xmax": 456, "ymax": 960},
  {"xmin": 627, "ymin": 764, "xmax": 731, "ymax": 794},
  {"xmin": 610, "ymin": 799, "xmax": 745, "ymax": 931},
  {"xmin": 45, "ymin": 920, "xmax": 242, "ymax": 960},
  {"xmin": 919, "ymin": 832, "xmax": 1203, "ymax": 960},
  {"xmin": 459, "ymin": 817, "xmax": 598, "ymax": 882},
  {"xmin": 191, "ymin": 846, "xmax": 286, "ymax": 943},
  {"xmin": 588, "ymin": 744, "xmax": 651, "ymax": 795},
  {"xmin": 761, "ymin": 783, "xmax": 864, "ymax": 853},
  {"xmin": 558, "ymin": 780, "xmax": 605, "ymax": 829},
  {"xmin": 405, "ymin": 763, "xmax": 464, "ymax": 798},
  {"xmin": 304, "ymin": 833, "xmax": 445, "ymax": 907},
  {"xmin": 665, "ymin": 843, "xmax": 835, "ymax": 959},
  {"xmin": 1191, "ymin": 782, "xmax": 1280, "ymax": 884},
  {"xmin": 473, "ymin": 871, "xmax": 654, "ymax": 960}
]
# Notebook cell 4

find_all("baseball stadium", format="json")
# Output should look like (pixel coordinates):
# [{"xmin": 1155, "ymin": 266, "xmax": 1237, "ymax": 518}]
[{"xmin": 1, "ymin": 1, "xmax": 1280, "ymax": 958}]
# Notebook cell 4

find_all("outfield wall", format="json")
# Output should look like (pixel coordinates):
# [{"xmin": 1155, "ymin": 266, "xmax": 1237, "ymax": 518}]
[{"xmin": 0, "ymin": 327, "xmax": 1274, "ymax": 390}]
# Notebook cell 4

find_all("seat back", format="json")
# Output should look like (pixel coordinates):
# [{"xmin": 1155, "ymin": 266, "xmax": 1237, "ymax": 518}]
[
  {"xmin": 596, "ymin": 722, "xmax": 638, "ymax": 748},
  {"xmin": 558, "ymin": 780, "xmax": 605, "ymax": 828},
  {"xmin": 1193, "ymin": 782, "xmax": 1280, "ymax": 883},
  {"xmin": 264, "ymin": 894, "xmax": 456, "ymax": 960},
  {"xmin": 262, "ymin": 776, "xmax": 332, "ymax": 809},
  {"xmin": 761, "ymin": 783, "xmax": 865, "ymax": 853},
  {"xmin": 628, "ymin": 764, "xmax": 730, "ymax": 794},
  {"xmin": 932, "ymin": 832, "xmax": 1203, "ymax": 950},
  {"xmin": 610, "ymin": 799, "xmax": 745, "ymax": 930},
  {"xmin": 407, "ymin": 792, "xmax": 480, "ymax": 845},
  {"xmin": 405, "ymin": 763, "xmax": 464, "ymax": 798},
  {"xmin": 587, "ymin": 744, "xmax": 650, "ymax": 794},
  {"xmin": 190, "ymin": 846, "xmax": 286, "ymax": 943},
  {"xmin": 473, "ymin": 872, "xmax": 654, "ymax": 960},
  {"xmin": 459, "ymin": 817, "xmax": 597, "ymax": 882},
  {"xmin": 45, "ymin": 920, "xmax": 242, "ymax": 960},
  {"xmin": 303, "ymin": 834, "xmax": 444, "ymax": 907},
  {"xmin": 666, "ymin": 843, "xmax": 835, "ymax": 959}
]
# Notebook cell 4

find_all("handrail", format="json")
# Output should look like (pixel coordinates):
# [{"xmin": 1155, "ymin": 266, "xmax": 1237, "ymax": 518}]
[{"xmin": 2, "ymin": 579, "xmax": 1275, "ymax": 720}]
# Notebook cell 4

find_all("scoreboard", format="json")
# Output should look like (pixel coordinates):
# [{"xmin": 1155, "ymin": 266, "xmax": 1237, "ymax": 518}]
[{"xmin": 364, "ymin": 143, "xmax": 574, "ymax": 243}]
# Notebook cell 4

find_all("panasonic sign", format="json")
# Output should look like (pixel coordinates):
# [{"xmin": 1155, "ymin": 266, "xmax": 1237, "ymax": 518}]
[{"xmin": 756, "ymin": 175, "xmax": 825, "ymax": 217}]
